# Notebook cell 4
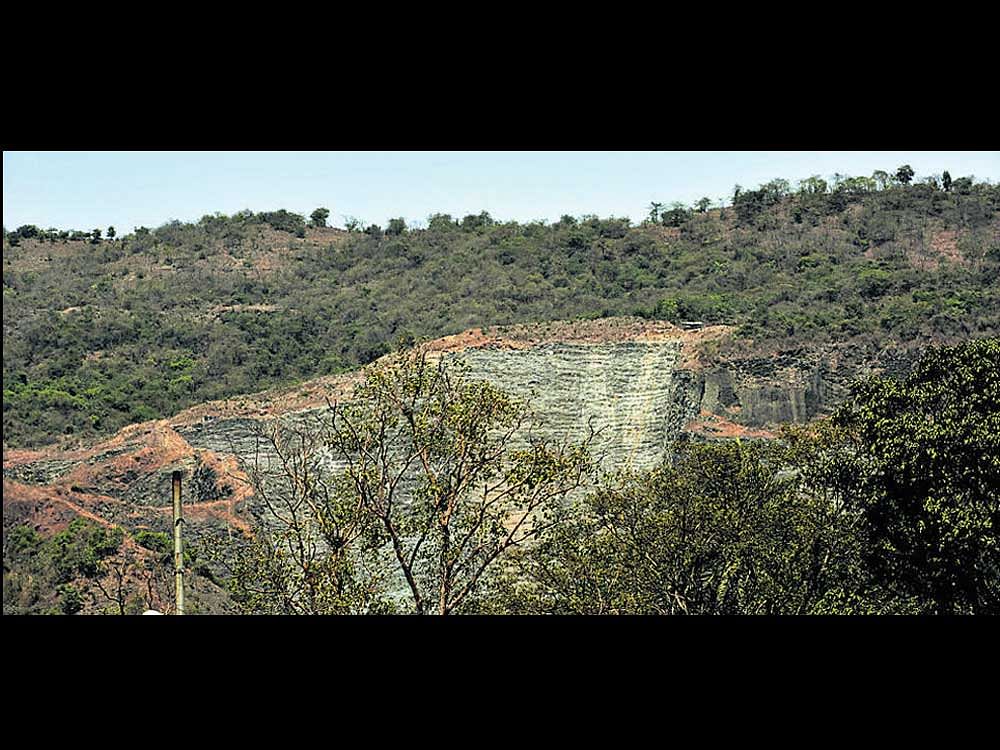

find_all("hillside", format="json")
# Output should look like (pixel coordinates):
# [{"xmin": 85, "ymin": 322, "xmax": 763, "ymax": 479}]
[
  {"xmin": 4, "ymin": 176, "xmax": 999, "ymax": 449},
  {"xmin": 7, "ymin": 316, "xmax": 996, "ymax": 614},
  {"xmin": 1, "ymin": 314, "xmax": 942, "ymax": 611}
]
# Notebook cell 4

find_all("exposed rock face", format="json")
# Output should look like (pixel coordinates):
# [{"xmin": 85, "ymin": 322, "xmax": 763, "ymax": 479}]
[
  {"xmin": 451, "ymin": 341, "xmax": 700, "ymax": 471},
  {"xmin": 3, "ymin": 318, "xmax": 918, "ymax": 555}
]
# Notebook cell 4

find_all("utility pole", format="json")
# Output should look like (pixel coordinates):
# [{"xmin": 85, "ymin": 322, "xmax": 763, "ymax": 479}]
[{"xmin": 172, "ymin": 470, "xmax": 184, "ymax": 615}]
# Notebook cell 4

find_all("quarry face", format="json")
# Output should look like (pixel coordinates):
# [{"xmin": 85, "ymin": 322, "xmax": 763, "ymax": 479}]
[
  {"xmin": 4, "ymin": 318, "xmax": 912, "ymax": 547},
  {"xmin": 448, "ymin": 340, "xmax": 699, "ymax": 472}
]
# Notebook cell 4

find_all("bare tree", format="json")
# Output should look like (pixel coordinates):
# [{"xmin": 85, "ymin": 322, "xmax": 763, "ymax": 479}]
[
  {"xmin": 226, "ymin": 417, "xmax": 389, "ymax": 614},
  {"xmin": 92, "ymin": 544, "xmax": 171, "ymax": 615},
  {"xmin": 323, "ymin": 347, "xmax": 593, "ymax": 614},
  {"xmin": 224, "ymin": 347, "xmax": 594, "ymax": 615}
]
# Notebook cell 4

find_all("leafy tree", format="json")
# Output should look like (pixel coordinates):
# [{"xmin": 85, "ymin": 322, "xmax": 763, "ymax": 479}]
[
  {"xmin": 221, "ymin": 418, "xmax": 391, "ymax": 615},
  {"xmin": 428, "ymin": 213, "xmax": 456, "ymax": 231},
  {"xmin": 107, "ymin": 226, "xmax": 116, "ymax": 240},
  {"xmin": 942, "ymin": 171, "xmax": 952, "ymax": 192},
  {"xmin": 647, "ymin": 202, "xmax": 664, "ymax": 223},
  {"xmin": 799, "ymin": 175, "xmax": 829, "ymax": 195},
  {"xmin": 896, "ymin": 164, "xmax": 915, "ymax": 185},
  {"xmin": 822, "ymin": 338, "xmax": 999, "ymax": 613},
  {"xmin": 461, "ymin": 211, "xmax": 494, "ymax": 230},
  {"xmin": 91, "ymin": 228, "xmax": 102, "ymax": 244},
  {"xmin": 499, "ymin": 440, "xmax": 866, "ymax": 614},
  {"xmin": 953, "ymin": 176, "xmax": 974, "ymax": 195},
  {"xmin": 224, "ymin": 349, "xmax": 593, "ymax": 614},
  {"xmin": 58, "ymin": 584, "xmax": 84, "ymax": 615},
  {"xmin": 257, "ymin": 209, "xmax": 306, "ymax": 236},
  {"xmin": 872, "ymin": 170, "xmax": 892, "ymax": 191},
  {"xmin": 386, "ymin": 217, "xmax": 407, "ymax": 236},
  {"xmin": 695, "ymin": 197, "xmax": 713, "ymax": 213},
  {"xmin": 310, "ymin": 207, "xmax": 330, "ymax": 228},
  {"xmin": 661, "ymin": 202, "xmax": 690, "ymax": 227}
]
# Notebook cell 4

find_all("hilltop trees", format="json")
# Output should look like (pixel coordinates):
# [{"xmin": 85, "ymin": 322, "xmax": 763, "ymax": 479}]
[
  {"xmin": 661, "ymin": 202, "xmax": 690, "ymax": 227},
  {"xmin": 258, "ymin": 209, "xmax": 306, "ymax": 237},
  {"xmin": 896, "ymin": 164, "xmax": 915, "ymax": 185},
  {"xmin": 310, "ymin": 207, "xmax": 330, "ymax": 228}
]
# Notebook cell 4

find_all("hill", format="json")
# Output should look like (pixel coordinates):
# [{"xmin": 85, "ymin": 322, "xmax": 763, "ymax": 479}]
[{"xmin": 4, "ymin": 175, "xmax": 998, "ymax": 449}]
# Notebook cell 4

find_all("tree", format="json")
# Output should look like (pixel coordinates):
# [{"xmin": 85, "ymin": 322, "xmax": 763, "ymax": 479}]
[
  {"xmin": 91, "ymin": 228, "xmax": 102, "ymax": 244},
  {"xmin": 333, "ymin": 348, "xmax": 593, "ymax": 614},
  {"xmin": 942, "ymin": 171, "xmax": 953, "ymax": 192},
  {"xmin": 386, "ymin": 217, "xmax": 407, "ymax": 236},
  {"xmin": 952, "ymin": 176, "xmax": 974, "ymax": 195},
  {"xmin": 460, "ymin": 211, "xmax": 495, "ymax": 230},
  {"xmin": 647, "ymin": 202, "xmax": 664, "ymax": 224},
  {"xmin": 895, "ymin": 164, "xmax": 915, "ymax": 185},
  {"xmin": 225, "ymin": 348, "xmax": 593, "ymax": 614},
  {"xmin": 661, "ymin": 202, "xmax": 690, "ymax": 227},
  {"xmin": 822, "ymin": 338, "xmax": 1000, "ymax": 613},
  {"xmin": 223, "ymin": 418, "xmax": 391, "ymax": 615},
  {"xmin": 310, "ymin": 207, "xmax": 330, "ymax": 228},
  {"xmin": 872, "ymin": 170, "xmax": 892, "ymax": 191},
  {"xmin": 799, "ymin": 175, "xmax": 828, "ymax": 195},
  {"xmin": 257, "ymin": 209, "xmax": 306, "ymax": 236},
  {"xmin": 499, "ymin": 440, "xmax": 865, "ymax": 615},
  {"xmin": 106, "ymin": 226, "xmax": 116, "ymax": 240},
  {"xmin": 428, "ymin": 213, "xmax": 456, "ymax": 231},
  {"xmin": 695, "ymin": 197, "xmax": 712, "ymax": 213}
]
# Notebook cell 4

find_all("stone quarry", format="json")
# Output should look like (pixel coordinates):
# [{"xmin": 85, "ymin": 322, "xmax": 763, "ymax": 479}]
[{"xmin": 3, "ymin": 317, "xmax": 917, "ymax": 546}]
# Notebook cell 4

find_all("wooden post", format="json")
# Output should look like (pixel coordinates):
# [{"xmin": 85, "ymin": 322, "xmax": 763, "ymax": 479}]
[{"xmin": 172, "ymin": 470, "xmax": 184, "ymax": 615}]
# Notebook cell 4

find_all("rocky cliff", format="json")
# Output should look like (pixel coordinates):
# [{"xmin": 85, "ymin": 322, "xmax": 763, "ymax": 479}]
[{"xmin": 3, "ymin": 317, "xmax": 917, "ymax": 558}]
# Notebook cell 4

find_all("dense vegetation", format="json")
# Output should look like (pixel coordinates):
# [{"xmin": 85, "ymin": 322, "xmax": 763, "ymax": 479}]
[
  {"xmin": 3, "ymin": 173, "xmax": 1000, "ymax": 445},
  {"xmin": 4, "ymin": 337, "xmax": 997, "ymax": 615},
  {"xmin": 220, "ymin": 337, "xmax": 998, "ymax": 615},
  {"xmin": 4, "ymin": 169, "xmax": 998, "ymax": 450},
  {"xmin": 2, "ymin": 516, "xmax": 220, "ymax": 615}
]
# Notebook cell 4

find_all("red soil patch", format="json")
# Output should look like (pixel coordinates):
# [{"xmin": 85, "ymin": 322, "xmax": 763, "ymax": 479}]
[
  {"xmin": 684, "ymin": 410, "xmax": 775, "ymax": 440},
  {"xmin": 4, "ymin": 419, "xmax": 254, "ymax": 536},
  {"xmin": 426, "ymin": 318, "xmax": 732, "ymax": 371},
  {"xmin": 3, "ymin": 479, "xmax": 121, "ymax": 533}
]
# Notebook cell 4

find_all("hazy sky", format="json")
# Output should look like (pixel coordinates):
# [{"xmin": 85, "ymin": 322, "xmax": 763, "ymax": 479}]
[{"xmin": 4, "ymin": 151, "xmax": 998, "ymax": 232}]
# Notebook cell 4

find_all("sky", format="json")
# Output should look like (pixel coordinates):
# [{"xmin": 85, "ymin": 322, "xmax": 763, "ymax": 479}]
[{"xmin": 3, "ymin": 151, "xmax": 998, "ymax": 233}]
